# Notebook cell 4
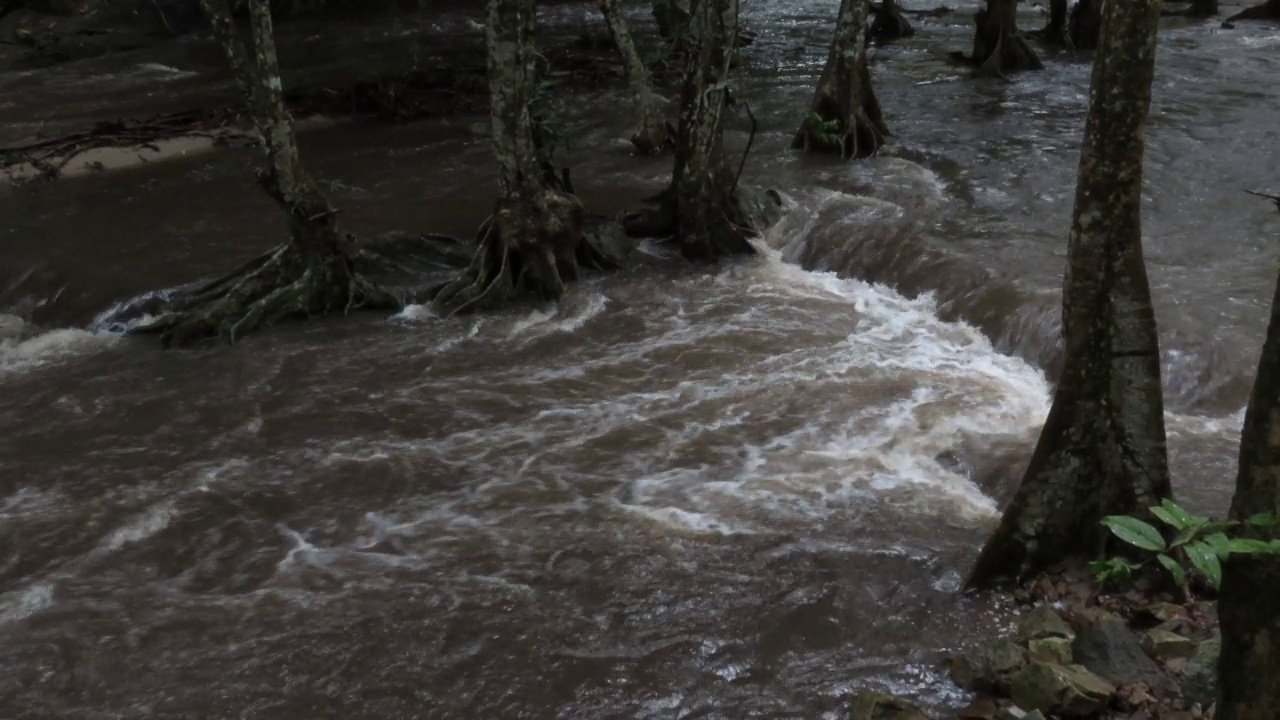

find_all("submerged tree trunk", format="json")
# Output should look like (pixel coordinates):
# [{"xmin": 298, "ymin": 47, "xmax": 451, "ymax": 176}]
[
  {"xmin": 134, "ymin": 0, "xmax": 450, "ymax": 346},
  {"xmin": 969, "ymin": 0, "xmax": 1042, "ymax": 77},
  {"xmin": 433, "ymin": 0, "xmax": 609, "ymax": 315},
  {"xmin": 794, "ymin": 0, "xmax": 889, "ymax": 160},
  {"xmin": 599, "ymin": 0, "xmax": 672, "ymax": 155},
  {"xmin": 1217, "ymin": 194, "xmax": 1280, "ymax": 720},
  {"xmin": 668, "ymin": 0, "xmax": 755, "ymax": 261},
  {"xmin": 870, "ymin": 0, "xmax": 916, "ymax": 42},
  {"xmin": 1069, "ymin": 0, "xmax": 1104, "ymax": 49},
  {"xmin": 967, "ymin": 0, "xmax": 1172, "ymax": 586}
]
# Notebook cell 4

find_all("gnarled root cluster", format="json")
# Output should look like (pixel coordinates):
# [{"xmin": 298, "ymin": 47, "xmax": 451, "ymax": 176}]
[
  {"xmin": 129, "ymin": 232, "xmax": 469, "ymax": 347},
  {"xmin": 793, "ymin": 104, "xmax": 887, "ymax": 160},
  {"xmin": 432, "ymin": 188, "xmax": 617, "ymax": 316}
]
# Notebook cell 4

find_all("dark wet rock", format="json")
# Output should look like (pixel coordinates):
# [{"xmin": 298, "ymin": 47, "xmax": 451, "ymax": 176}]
[
  {"xmin": 1007, "ymin": 662, "xmax": 1115, "ymax": 716},
  {"xmin": 1016, "ymin": 604, "xmax": 1076, "ymax": 642},
  {"xmin": 1180, "ymin": 634, "xmax": 1219, "ymax": 709},
  {"xmin": 848, "ymin": 689, "xmax": 930, "ymax": 720},
  {"xmin": 997, "ymin": 707, "xmax": 1046, "ymax": 720},
  {"xmin": 1073, "ymin": 616, "xmax": 1172, "ymax": 692},
  {"xmin": 1133, "ymin": 601, "xmax": 1185, "ymax": 628},
  {"xmin": 946, "ymin": 639, "xmax": 1029, "ymax": 692},
  {"xmin": 1027, "ymin": 636, "xmax": 1073, "ymax": 665},
  {"xmin": 1141, "ymin": 628, "xmax": 1197, "ymax": 661}
]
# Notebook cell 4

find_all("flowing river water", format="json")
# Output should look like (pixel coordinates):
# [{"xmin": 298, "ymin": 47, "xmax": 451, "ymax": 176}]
[{"xmin": 1, "ymin": 1, "xmax": 1278, "ymax": 717}]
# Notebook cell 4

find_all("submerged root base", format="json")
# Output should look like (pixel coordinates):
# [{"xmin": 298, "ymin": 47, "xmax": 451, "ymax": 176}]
[
  {"xmin": 793, "ymin": 109, "xmax": 886, "ymax": 160},
  {"xmin": 133, "ymin": 235, "xmax": 459, "ymax": 347}
]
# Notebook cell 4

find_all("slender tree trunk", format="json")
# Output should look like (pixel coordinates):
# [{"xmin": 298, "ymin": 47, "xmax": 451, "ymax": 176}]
[
  {"xmin": 1039, "ymin": 0, "xmax": 1070, "ymax": 45},
  {"xmin": 870, "ymin": 0, "xmax": 916, "ymax": 42},
  {"xmin": 967, "ymin": 0, "xmax": 1172, "ymax": 586},
  {"xmin": 969, "ymin": 0, "xmax": 1042, "ymax": 77},
  {"xmin": 653, "ymin": 0, "xmax": 691, "ymax": 51},
  {"xmin": 599, "ymin": 0, "xmax": 672, "ymax": 155},
  {"xmin": 432, "ymin": 0, "xmax": 599, "ymax": 315},
  {"xmin": 1218, "ymin": 195, "xmax": 1280, "ymax": 720},
  {"xmin": 669, "ymin": 0, "xmax": 755, "ymax": 261},
  {"xmin": 794, "ymin": 0, "xmax": 889, "ymax": 160},
  {"xmin": 1069, "ymin": 0, "xmax": 1104, "ymax": 50},
  {"xmin": 129, "ymin": 0, "xmax": 457, "ymax": 346}
]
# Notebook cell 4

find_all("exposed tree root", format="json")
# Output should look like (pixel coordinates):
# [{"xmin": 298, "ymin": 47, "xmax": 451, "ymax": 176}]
[
  {"xmin": 431, "ymin": 189, "xmax": 619, "ymax": 316},
  {"xmin": 870, "ymin": 0, "xmax": 917, "ymax": 42},
  {"xmin": 793, "ymin": 95, "xmax": 887, "ymax": 161},
  {"xmin": 968, "ymin": 0, "xmax": 1043, "ymax": 78},
  {"xmin": 128, "ymin": 232, "xmax": 469, "ymax": 346}
]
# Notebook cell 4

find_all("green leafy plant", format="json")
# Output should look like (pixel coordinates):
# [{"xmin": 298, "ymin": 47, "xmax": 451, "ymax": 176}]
[
  {"xmin": 802, "ymin": 112, "xmax": 847, "ymax": 153},
  {"xmin": 1090, "ymin": 499, "xmax": 1280, "ymax": 594}
]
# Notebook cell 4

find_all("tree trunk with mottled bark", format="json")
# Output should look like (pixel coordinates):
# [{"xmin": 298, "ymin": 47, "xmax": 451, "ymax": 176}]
[
  {"xmin": 599, "ymin": 0, "xmax": 672, "ymax": 155},
  {"xmin": 668, "ymin": 0, "xmax": 755, "ymax": 261},
  {"xmin": 794, "ymin": 0, "xmax": 889, "ymax": 160},
  {"xmin": 969, "ymin": 0, "xmax": 1042, "ymax": 77},
  {"xmin": 1069, "ymin": 0, "xmax": 1103, "ymax": 49},
  {"xmin": 433, "ymin": 0, "xmax": 614, "ymax": 315},
  {"xmin": 870, "ymin": 0, "xmax": 916, "ymax": 42},
  {"xmin": 132, "ymin": 0, "xmax": 457, "ymax": 346},
  {"xmin": 1217, "ymin": 194, "xmax": 1280, "ymax": 720},
  {"xmin": 967, "ymin": 0, "xmax": 1172, "ymax": 586}
]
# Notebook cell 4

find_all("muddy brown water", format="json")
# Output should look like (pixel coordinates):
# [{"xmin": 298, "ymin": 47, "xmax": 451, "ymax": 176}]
[{"xmin": 1, "ymin": 2, "xmax": 1278, "ymax": 718}]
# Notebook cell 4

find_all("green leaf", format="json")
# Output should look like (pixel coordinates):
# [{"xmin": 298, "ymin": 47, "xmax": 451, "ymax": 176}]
[
  {"xmin": 1156, "ymin": 499, "xmax": 1198, "ymax": 530},
  {"xmin": 1227, "ymin": 538, "xmax": 1276, "ymax": 554},
  {"xmin": 1186, "ymin": 542, "xmax": 1223, "ymax": 589},
  {"xmin": 1102, "ymin": 516, "xmax": 1167, "ymax": 552},
  {"xmin": 1156, "ymin": 553, "xmax": 1186, "ymax": 586},
  {"xmin": 1247, "ymin": 512, "xmax": 1277, "ymax": 528},
  {"xmin": 1205, "ymin": 532, "xmax": 1232, "ymax": 559}
]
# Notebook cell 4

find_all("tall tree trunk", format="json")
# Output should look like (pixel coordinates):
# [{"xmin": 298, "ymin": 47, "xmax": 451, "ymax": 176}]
[
  {"xmin": 669, "ymin": 0, "xmax": 755, "ymax": 261},
  {"xmin": 870, "ymin": 0, "xmax": 916, "ymax": 42},
  {"xmin": 1069, "ymin": 0, "xmax": 1104, "ymax": 50},
  {"xmin": 131, "ymin": 0, "xmax": 453, "ymax": 346},
  {"xmin": 967, "ymin": 0, "xmax": 1172, "ymax": 586},
  {"xmin": 1038, "ymin": 0, "xmax": 1070, "ymax": 45},
  {"xmin": 432, "ymin": 0, "xmax": 604, "ymax": 315},
  {"xmin": 1217, "ymin": 194, "xmax": 1280, "ymax": 720},
  {"xmin": 969, "ymin": 0, "xmax": 1042, "ymax": 77},
  {"xmin": 599, "ymin": 0, "xmax": 672, "ymax": 155},
  {"xmin": 794, "ymin": 0, "xmax": 889, "ymax": 160}
]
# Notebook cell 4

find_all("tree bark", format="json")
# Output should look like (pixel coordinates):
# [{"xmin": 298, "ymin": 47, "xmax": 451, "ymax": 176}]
[
  {"xmin": 967, "ymin": 0, "xmax": 1172, "ymax": 586},
  {"xmin": 668, "ymin": 0, "xmax": 755, "ymax": 261},
  {"xmin": 432, "ymin": 0, "xmax": 604, "ymax": 315},
  {"xmin": 599, "ymin": 0, "xmax": 672, "ymax": 155},
  {"xmin": 1038, "ymin": 0, "xmax": 1070, "ymax": 45},
  {"xmin": 870, "ymin": 0, "xmax": 916, "ymax": 42},
  {"xmin": 131, "ymin": 0, "xmax": 457, "ymax": 346},
  {"xmin": 1069, "ymin": 0, "xmax": 1104, "ymax": 50},
  {"xmin": 969, "ymin": 0, "xmax": 1042, "ymax": 77},
  {"xmin": 1217, "ymin": 195, "xmax": 1280, "ymax": 720},
  {"xmin": 794, "ymin": 0, "xmax": 889, "ymax": 160}
]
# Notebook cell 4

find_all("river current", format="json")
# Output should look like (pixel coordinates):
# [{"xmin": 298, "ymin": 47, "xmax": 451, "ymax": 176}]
[{"xmin": 1, "ymin": 1, "xmax": 1277, "ymax": 717}]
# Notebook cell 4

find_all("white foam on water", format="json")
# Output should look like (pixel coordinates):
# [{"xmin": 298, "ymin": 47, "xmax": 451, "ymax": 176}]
[
  {"xmin": 0, "ymin": 583, "xmax": 54, "ymax": 625},
  {"xmin": 507, "ymin": 292, "xmax": 609, "ymax": 338},
  {"xmin": 0, "ymin": 328, "xmax": 118, "ymax": 377},
  {"xmin": 95, "ymin": 500, "xmax": 177, "ymax": 554}
]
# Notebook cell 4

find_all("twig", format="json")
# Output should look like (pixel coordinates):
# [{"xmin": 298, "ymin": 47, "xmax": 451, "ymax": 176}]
[
  {"xmin": 1245, "ymin": 189, "xmax": 1280, "ymax": 212},
  {"xmin": 733, "ymin": 100, "xmax": 756, "ymax": 196}
]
